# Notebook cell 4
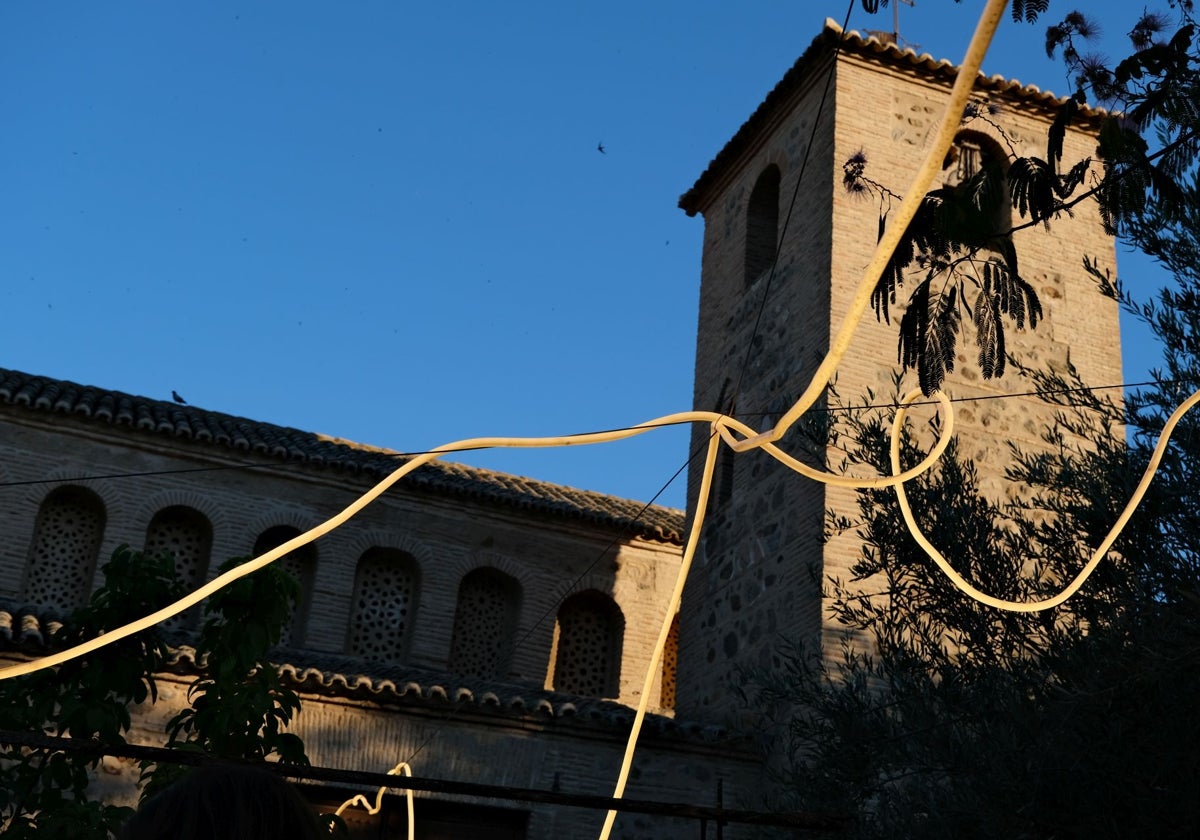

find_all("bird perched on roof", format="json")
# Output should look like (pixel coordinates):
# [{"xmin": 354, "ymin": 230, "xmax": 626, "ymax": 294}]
[
  {"xmin": 172, "ymin": 390, "xmax": 187, "ymax": 405},
  {"xmin": 597, "ymin": 141, "xmax": 606, "ymax": 154}
]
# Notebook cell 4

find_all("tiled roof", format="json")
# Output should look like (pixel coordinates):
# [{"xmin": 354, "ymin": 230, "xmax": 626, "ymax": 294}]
[
  {"xmin": 199, "ymin": 646, "xmax": 729, "ymax": 742},
  {"xmin": 0, "ymin": 606, "xmax": 62, "ymax": 648},
  {"xmin": 679, "ymin": 18, "xmax": 1105, "ymax": 216},
  {"xmin": 0, "ymin": 605, "xmax": 731, "ymax": 744},
  {"xmin": 0, "ymin": 367, "xmax": 684, "ymax": 544}
]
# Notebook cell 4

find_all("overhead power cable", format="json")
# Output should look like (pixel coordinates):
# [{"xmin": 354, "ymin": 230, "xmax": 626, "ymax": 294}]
[
  {"xmin": 0, "ymin": 731, "xmax": 848, "ymax": 832},
  {"xmin": 0, "ymin": 378, "xmax": 1164, "ymax": 491}
]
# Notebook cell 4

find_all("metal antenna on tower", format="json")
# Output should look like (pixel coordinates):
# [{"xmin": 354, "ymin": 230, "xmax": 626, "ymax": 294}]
[{"xmin": 893, "ymin": 0, "xmax": 915, "ymax": 45}]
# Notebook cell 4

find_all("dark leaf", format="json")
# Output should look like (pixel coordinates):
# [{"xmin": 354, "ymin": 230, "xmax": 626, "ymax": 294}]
[
  {"xmin": 1012, "ymin": 0, "xmax": 1049, "ymax": 25},
  {"xmin": 899, "ymin": 277, "xmax": 960, "ymax": 395},
  {"xmin": 898, "ymin": 276, "xmax": 931, "ymax": 374},
  {"xmin": 1045, "ymin": 24, "xmax": 1068, "ymax": 59},
  {"xmin": 1058, "ymin": 158, "xmax": 1092, "ymax": 198},
  {"xmin": 1147, "ymin": 161, "xmax": 1188, "ymax": 210},
  {"xmin": 1048, "ymin": 97, "xmax": 1077, "ymax": 171},
  {"xmin": 873, "ymin": 202, "xmax": 927, "ymax": 324},
  {"xmin": 993, "ymin": 235, "xmax": 1020, "ymax": 278},
  {"xmin": 973, "ymin": 282, "xmax": 1005, "ymax": 379},
  {"xmin": 992, "ymin": 259, "xmax": 1042, "ymax": 330},
  {"xmin": 1009, "ymin": 157, "xmax": 1057, "ymax": 225}
]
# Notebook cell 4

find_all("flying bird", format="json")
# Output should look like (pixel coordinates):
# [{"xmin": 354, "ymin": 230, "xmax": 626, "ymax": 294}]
[
  {"xmin": 597, "ymin": 142, "xmax": 606, "ymax": 154},
  {"xmin": 172, "ymin": 390, "xmax": 187, "ymax": 405}
]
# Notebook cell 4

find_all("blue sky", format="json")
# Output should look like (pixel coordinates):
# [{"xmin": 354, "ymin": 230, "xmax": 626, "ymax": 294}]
[{"xmin": 1, "ymin": 1, "xmax": 1168, "ymax": 510}]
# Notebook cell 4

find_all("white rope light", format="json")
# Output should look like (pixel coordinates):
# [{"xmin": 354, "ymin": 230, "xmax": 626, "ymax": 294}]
[
  {"xmin": 333, "ymin": 762, "xmax": 414, "ymax": 839},
  {"xmin": 4, "ymin": 3, "xmax": 1199, "ymax": 839}
]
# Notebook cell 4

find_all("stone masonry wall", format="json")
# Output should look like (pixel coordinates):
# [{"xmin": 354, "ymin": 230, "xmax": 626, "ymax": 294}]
[
  {"xmin": 678, "ymin": 49, "xmax": 837, "ymax": 723},
  {"xmin": 822, "ymin": 52, "xmax": 1122, "ymax": 659},
  {"xmin": 677, "ymin": 45, "xmax": 1121, "ymax": 725}
]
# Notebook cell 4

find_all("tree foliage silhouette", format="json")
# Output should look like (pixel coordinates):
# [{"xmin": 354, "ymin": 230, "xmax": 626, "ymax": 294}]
[
  {"xmin": 0, "ymin": 548, "xmax": 310, "ymax": 839},
  {"xmin": 747, "ymin": 5, "xmax": 1200, "ymax": 836},
  {"xmin": 849, "ymin": 0, "xmax": 1199, "ymax": 393}
]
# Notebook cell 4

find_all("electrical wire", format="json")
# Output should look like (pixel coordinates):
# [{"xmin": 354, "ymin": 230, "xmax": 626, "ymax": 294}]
[
  {"xmin": 892, "ymin": 384, "xmax": 1200, "ymax": 611},
  {"xmin": 333, "ymin": 762, "xmax": 414, "ymax": 840},
  {"xmin": 598, "ymin": 430, "xmax": 721, "ymax": 839},
  {"xmin": 0, "ymin": 378, "xmax": 1159, "ymax": 491},
  {"xmin": 726, "ymin": 0, "xmax": 857, "ymax": 418},
  {"xmin": 0, "ymin": 415, "xmax": 721, "ymax": 683}
]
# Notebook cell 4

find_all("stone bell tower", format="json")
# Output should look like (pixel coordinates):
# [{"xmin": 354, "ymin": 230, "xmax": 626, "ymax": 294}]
[{"xmin": 674, "ymin": 20, "xmax": 1122, "ymax": 724}]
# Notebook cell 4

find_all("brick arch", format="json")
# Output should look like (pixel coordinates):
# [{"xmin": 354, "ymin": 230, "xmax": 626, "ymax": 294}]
[
  {"xmin": 252, "ymin": 524, "xmax": 318, "ymax": 648},
  {"xmin": 760, "ymin": 147, "xmax": 789, "ymax": 175},
  {"xmin": 345, "ymin": 545, "xmax": 422, "ymax": 663},
  {"xmin": 143, "ymin": 504, "xmax": 214, "ymax": 598},
  {"xmin": 23, "ymin": 485, "xmax": 107, "ymax": 616},
  {"xmin": 947, "ymin": 120, "xmax": 1012, "ymax": 159},
  {"xmin": 941, "ymin": 127, "xmax": 1013, "ymax": 183},
  {"xmin": 549, "ymin": 589, "xmax": 625, "ymax": 698},
  {"xmin": 438, "ymin": 550, "xmax": 534, "ymax": 592},
  {"xmin": 542, "ymin": 573, "xmax": 617, "ymax": 610},
  {"xmin": 133, "ymin": 489, "xmax": 227, "ymax": 548},
  {"xmin": 341, "ymin": 530, "xmax": 434, "ymax": 571},
  {"xmin": 940, "ymin": 127, "xmax": 1015, "ymax": 270},
  {"xmin": 243, "ymin": 508, "xmax": 322, "ymax": 556},
  {"xmin": 21, "ymin": 471, "xmax": 123, "ymax": 528},
  {"xmin": 20, "ymin": 476, "xmax": 123, "ymax": 602},
  {"xmin": 447, "ymin": 567, "xmax": 522, "ymax": 680}
]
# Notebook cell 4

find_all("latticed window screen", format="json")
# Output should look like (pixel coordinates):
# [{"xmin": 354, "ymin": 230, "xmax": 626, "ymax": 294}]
[
  {"xmin": 552, "ymin": 590, "xmax": 624, "ymax": 698},
  {"xmin": 448, "ymin": 568, "xmax": 520, "ymax": 679},
  {"xmin": 347, "ymin": 548, "xmax": 419, "ymax": 662},
  {"xmin": 24, "ymin": 486, "xmax": 106, "ymax": 615},
  {"xmin": 145, "ymin": 506, "xmax": 213, "ymax": 589},
  {"xmin": 660, "ymin": 613, "xmax": 679, "ymax": 709},
  {"xmin": 145, "ymin": 506, "xmax": 213, "ymax": 629},
  {"xmin": 253, "ymin": 526, "xmax": 316, "ymax": 647}
]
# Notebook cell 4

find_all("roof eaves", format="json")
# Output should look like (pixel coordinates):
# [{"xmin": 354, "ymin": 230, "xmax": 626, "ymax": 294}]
[
  {"xmin": 679, "ymin": 18, "xmax": 1105, "ymax": 217},
  {"xmin": 0, "ymin": 367, "xmax": 685, "ymax": 544}
]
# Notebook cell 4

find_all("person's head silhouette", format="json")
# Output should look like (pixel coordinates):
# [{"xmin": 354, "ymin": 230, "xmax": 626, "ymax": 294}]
[{"xmin": 121, "ymin": 763, "xmax": 325, "ymax": 840}]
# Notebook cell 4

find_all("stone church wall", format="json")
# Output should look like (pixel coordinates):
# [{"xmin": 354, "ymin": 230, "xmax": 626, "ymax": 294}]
[{"xmin": 676, "ymin": 32, "xmax": 1121, "ymax": 725}]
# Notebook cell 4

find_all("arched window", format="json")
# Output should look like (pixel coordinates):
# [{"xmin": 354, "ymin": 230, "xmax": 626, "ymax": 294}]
[
  {"xmin": 253, "ymin": 526, "xmax": 317, "ymax": 648},
  {"xmin": 941, "ymin": 130, "xmax": 1012, "ymax": 238},
  {"xmin": 346, "ymin": 548, "xmax": 419, "ymax": 663},
  {"xmin": 660, "ymin": 613, "xmax": 680, "ymax": 710},
  {"xmin": 745, "ymin": 165, "xmax": 781, "ymax": 287},
  {"xmin": 145, "ymin": 506, "xmax": 213, "ymax": 629},
  {"xmin": 448, "ymin": 568, "xmax": 521, "ymax": 679},
  {"xmin": 145, "ymin": 506, "xmax": 213, "ymax": 590},
  {"xmin": 24, "ymin": 486, "xmax": 106, "ymax": 615},
  {"xmin": 551, "ymin": 590, "xmax": 624, "ymax": 698}
]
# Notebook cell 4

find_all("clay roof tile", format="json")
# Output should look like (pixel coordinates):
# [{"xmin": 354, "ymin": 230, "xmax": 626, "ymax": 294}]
[
  {"xmin": 0, "ymin": 366, "xmax": 684, "ymax": 543},
  {"xmin": 679, "ymin": 18, "xmax": 1105, "ymax": 217}
]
